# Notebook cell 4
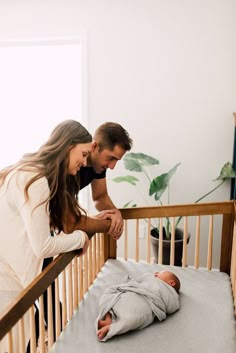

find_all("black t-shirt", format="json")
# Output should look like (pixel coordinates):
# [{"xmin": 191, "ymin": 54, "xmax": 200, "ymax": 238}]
[{"xmin": 79, "ymin": 167, "xmax": 106, "ymax": 190}]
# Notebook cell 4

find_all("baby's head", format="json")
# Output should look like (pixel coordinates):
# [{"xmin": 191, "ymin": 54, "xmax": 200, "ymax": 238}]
[{"xmin": 154, "ymin": 271, "xmax": 181, "ymax": 294}]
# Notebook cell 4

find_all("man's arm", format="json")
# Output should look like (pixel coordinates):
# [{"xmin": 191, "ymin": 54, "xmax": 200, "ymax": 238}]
[
  {"xmin": 91, "ymin": 178, "xmax": 117, "ymax": 210},
  {"xmin": 91, "ymin": 178, "xmax": 124, "ymax": 239},
  {"xmin": 63, "ymin": 208, "xmax": 111, "ymax": 239}
]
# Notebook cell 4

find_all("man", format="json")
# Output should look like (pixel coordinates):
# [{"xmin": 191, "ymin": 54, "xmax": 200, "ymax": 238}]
[{"xmin": 79, "ymin": 122, "xmax": 133, "ymax": 240}]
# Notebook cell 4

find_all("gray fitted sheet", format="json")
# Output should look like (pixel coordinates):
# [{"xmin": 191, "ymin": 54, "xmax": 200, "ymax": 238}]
[{"xmin": 50, "ymin": 259, "xmax": 236, "ymax": 353}]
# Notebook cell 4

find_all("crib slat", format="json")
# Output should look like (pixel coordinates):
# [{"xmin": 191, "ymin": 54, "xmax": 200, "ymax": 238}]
[
  {"xmin": 88, "ymin": 240, "xmax": 93, "ymax": 286},
  {"xmin": 47, "ymin": 286, "xmax": 54, "ymax": 350},
  {"xmin": 19, "ymin": 317, "xmax": 25, "ymax": 353},
  {"xmin": 93, "ymin": 233, "xmax": 98, "ymax": 280},
  {"xmin": 124, "ymin": 220, "xmax": 128, "ymax": 261},
  {"xmin": 29, "ymin": 305, "xmax": 36, "ymax": 353},
  {"xmin": 7, "ymin": 330, "xmax": 13, "ymax": 353},
  {"xmin": 55, "ymin": 277, "xmax": 61, "ymax": 339},
  {"xmin": 98, "ymin": 233, "xmax": 103, "ymax": 272},
  {"xmin": 170, "ymin": 218, "xmax": 176, "ymax": 266},
  {"xmin": 93, "ymin": 234, "xmax": 97, "ymax": 278},
  {"xmin": 182, "ymin": 216, "xmax": 188, "ymax": 267},
  {"xmin": 84, "ymin": 252, "xmax": 88, "ymax": 294},
  {"xmin": 135, "ymin": 219, "xmax": 139, "ymax": 262},
  {"xmin": 91, "ymin": 235, "xmax": 95, "ymax": 279},
  {"xmin": 207, "ymin": 215, "xmax": 214, "ymax": 270},
  {"xmin": 39, "ymin": 296, "xmax": 45, "ymax": 353},
  {"xmin": 146, "ymin": 218, "xmax": 151, "ymax": 263},
  {"xmin": 99, "ymin": 233, "xmax": 103, "ymax": 272},
  {"xmin": 194, "ymin": 216, "xmax": 201, "ymax": 269},
  {"xmin": 68, "ymin": 263, "xmax": 73, "ymax": 320},
  {"xmin": 61, "ymin": 270, "xmax": 67, "ymax": 328},
  {"xmin": 100, "ymin": 233, "xmax": 105, "ymax": 268},
  {"xmin": 97, "ymin": 233, "xmax": 101, "ymax": 276},
  {"xmin": 96, "ymin": 233, "xmax": 100, "ymax": 271},
  {"xmin": 158, "ymin": 218, "xmax": 163, "ymax": 264},
  {"xmin": 79, "ymin": 256, "xmax": 83, "ymax": 301},
  {"xmin": 73, "ymin": 257, "xmax": 79, "ymax": 310}
]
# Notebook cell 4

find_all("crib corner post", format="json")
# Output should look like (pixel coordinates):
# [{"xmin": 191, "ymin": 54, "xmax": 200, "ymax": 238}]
[
  {"xmin": 220, "ymin": 204, "xmax": 235, "ymax": 274},
  {"xmin": 103, "ymin": 233, "xmax": 117, "ymax": 261}
]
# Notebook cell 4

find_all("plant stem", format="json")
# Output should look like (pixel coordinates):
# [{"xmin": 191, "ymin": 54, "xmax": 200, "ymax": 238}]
[
  {"xmin": 176, "ymin": 180, "xmax": 225, "ymax": 227},
  {"xmin": 193, "ymin": 180, "xmax": 225, "ymax": 203},
  {"xmin": 143, "ymin": 168, "xmax": 152, "ymax": 184}
]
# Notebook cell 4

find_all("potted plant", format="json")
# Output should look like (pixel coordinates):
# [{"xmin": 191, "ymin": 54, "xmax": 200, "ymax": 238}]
[{"xmin": 113, "ymin": 152, "xmax": 236, "ymax": 265}]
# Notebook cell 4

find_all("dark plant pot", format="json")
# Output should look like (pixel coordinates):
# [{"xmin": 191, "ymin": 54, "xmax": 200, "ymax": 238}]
[{"xmin": 151, "ymin": 227, "xmax": 190, "ymax": 266}]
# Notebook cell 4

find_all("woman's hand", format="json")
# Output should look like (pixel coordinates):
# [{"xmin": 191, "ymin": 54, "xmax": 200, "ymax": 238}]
[{"xmin": 95, "ymin": 209, "xmax": 124, "ymax": 240}]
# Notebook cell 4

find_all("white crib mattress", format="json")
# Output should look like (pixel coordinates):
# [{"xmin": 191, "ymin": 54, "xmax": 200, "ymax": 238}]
[{"xmin": 50, "ymin": 259, "xmax": 236, "ymax": 353}]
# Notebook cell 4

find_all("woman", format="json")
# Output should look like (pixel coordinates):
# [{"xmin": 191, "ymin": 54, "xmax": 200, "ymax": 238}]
[{"xmin": 0, "ymin": 119, "xmax": 110, "ymax": 352}]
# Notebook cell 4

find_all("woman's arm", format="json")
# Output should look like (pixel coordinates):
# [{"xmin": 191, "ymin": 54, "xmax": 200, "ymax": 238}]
[
  {"xmin": 15, "ymin": 173, "xmax": 87, "ymax": 258},
  {"xmin": 63, "ymin": 209, "xmax": 111, "ymax": 239}
]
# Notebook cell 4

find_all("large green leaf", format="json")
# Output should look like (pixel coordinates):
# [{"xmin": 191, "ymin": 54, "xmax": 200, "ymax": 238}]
[
  {"xmin": 112, "ymin": 175, "xmax": 139, "ymax": 185},
  {"xmin": 123, "ymin": 152, "xmax": 159, "ymax": 172},
  {"xmin": 149, "ymin": 163, "xmax": 181, "ymax": 200},
  {"xmin": 215, "ymin": 162, "xmax": 236, "ymax": 181}
]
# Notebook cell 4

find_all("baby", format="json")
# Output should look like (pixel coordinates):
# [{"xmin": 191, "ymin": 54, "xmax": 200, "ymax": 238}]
[{"xmin": 96, "ymin": 270, "xmax": 180, "ymax": 341}]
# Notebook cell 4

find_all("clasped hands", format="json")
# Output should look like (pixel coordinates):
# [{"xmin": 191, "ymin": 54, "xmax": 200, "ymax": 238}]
[
  {"xmin": 95, "ymin": 209, "xmax": 124, "ymax": 240},
  {"xmin": 63, "ymin": 208, "xmax": 123, "ymax": 256},
  {"xmin": 80, "ymin": 209, "xmax": 123, "ymax": 256}
]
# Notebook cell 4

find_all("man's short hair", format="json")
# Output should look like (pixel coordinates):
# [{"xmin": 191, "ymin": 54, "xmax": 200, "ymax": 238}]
[{"xmin": 94, "ymin": 122, "xmax": 133, "ymax": 152}]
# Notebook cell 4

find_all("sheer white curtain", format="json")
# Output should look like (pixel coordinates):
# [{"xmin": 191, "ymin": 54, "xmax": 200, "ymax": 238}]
[{"xmin": 0, "ymin": 37, "xmax": 87, "ymax": 169}]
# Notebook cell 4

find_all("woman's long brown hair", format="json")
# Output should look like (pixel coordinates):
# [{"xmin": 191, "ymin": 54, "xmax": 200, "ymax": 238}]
[{"xmin": 0, "ymin": 120, "xmax": 92, "ymax": 233}]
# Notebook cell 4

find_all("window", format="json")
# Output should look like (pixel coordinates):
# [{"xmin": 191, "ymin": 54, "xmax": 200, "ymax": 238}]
[{"xmin": 0, "ymin": 36, "xmax": 87, "ymax": 169}]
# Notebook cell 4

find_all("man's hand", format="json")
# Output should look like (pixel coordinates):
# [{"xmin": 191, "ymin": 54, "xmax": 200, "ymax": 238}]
[{"xmin": 95, "ymin": 209, "xmax": 124, "ymax": 240}]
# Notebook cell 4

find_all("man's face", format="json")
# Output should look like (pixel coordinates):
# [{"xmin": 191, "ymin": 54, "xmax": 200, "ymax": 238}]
[{"xmin": 90, "ymin": 143, "xmax": 126, "ymax": 173}]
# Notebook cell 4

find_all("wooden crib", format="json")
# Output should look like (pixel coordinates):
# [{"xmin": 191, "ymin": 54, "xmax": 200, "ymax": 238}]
[{"xmin": 0, "ymin": 201, "xmax": 236, "ymax": 353}]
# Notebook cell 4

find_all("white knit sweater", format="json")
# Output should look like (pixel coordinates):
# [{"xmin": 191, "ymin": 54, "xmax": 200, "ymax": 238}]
[{"xmin": 0, "ymin": 169, "xmax": 86, "ymax": 304}]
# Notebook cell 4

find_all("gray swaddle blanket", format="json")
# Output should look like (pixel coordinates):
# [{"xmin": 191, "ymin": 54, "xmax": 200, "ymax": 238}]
[{"xmin": 96, "ymin": 272, "xmax": 180, "ymax": 341}]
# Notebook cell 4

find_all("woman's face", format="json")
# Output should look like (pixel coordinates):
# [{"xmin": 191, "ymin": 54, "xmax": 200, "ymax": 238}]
[{"xmin": 68, "ymin": 142, "xmax": 92, "ymax": 175}]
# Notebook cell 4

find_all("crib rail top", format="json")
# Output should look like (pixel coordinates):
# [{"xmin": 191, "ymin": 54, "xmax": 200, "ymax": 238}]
[{"xmin": 120, "ymin": 201, "xmax": 234, "ymax": 219}]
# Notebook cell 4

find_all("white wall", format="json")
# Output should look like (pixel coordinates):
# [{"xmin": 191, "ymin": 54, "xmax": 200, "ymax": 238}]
[
  {"xmin": 0, "ymin": 0, "xmax": 235, "ymax": 263},
  {"xmin": 0, "ymin": 0, "xmax": 235, "ymax": 206}
]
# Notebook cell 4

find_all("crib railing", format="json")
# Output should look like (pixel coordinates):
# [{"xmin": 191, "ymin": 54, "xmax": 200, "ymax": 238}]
[
  {"xmin": 0, "ymin": 201, "xmax": 235, "ymax": 353},
  {"xmin": 117, "ymin": 201, "xmax": 236, "ymax": 313},
  {"xmin": 0, "ymin": 232, "xmax": 108, "ymax": 353},
  {"xmin": 117, "ymin": 201, "xmax": 235, "ymax": 273}
]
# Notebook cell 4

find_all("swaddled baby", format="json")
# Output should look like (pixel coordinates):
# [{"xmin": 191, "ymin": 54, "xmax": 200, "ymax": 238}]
[{"xmin": 96, "ymin": 270, "xmax": 181, "ymax": 341}]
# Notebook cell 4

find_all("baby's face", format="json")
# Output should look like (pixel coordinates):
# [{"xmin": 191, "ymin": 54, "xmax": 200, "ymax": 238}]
[{"xmin": 154, "ymin": 271, "xmax": 175, "ymax": 284}]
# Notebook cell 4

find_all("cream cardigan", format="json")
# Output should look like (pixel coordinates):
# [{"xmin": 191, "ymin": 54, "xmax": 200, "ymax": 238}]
[{"xmin": 0, "ymin": 169, "xmax": 86, "ymax": 305}]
